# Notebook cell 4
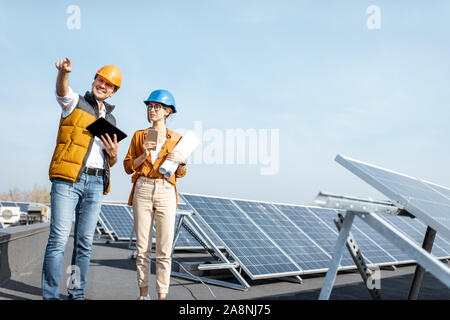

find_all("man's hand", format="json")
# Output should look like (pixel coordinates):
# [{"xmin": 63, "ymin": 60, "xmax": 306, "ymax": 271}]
[
  {"xmin": 101, "ymin": 133, "xmax": 119, "ymax": 166},
  {"xmin": 56, "ymin": 57, "xmax": 71, "ymax": 97},
  {"xmin": 56, "ymin": 57, "xmax": 72, "ymax": 73}
]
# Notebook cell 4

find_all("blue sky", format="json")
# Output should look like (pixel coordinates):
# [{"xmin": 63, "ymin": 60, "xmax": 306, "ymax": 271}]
[{"xmin": 1, "ymin": 1, "xmax": 449, "ymax": 205}]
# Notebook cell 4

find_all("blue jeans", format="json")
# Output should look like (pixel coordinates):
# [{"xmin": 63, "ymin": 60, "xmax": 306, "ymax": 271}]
[{"xmin": 42, "ymin": 173, "xmax": 104, "ymax": 300}]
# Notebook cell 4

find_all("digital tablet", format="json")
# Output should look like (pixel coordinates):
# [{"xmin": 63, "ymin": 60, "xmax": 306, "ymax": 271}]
[{"xmin": 86, "ymin": 117, "xmax": 127, "ymax": 142}]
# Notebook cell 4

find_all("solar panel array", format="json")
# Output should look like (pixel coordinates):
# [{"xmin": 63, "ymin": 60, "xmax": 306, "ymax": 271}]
[
  {"xmin": 180, "ymin": 193, "xmax": 450, "ymax": 280},
  {"xmin": 4, "ymin": 185, "xmax": 450, "ymax": 281},
  {"xmin": 94, "ymin": 193, "xmax": 450, "ymax": 280}
]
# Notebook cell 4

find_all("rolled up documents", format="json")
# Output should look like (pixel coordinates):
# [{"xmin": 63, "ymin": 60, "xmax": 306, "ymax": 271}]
[{"xmin": 159, "ymin": 130, "xmax": 200, "ymax": 179}]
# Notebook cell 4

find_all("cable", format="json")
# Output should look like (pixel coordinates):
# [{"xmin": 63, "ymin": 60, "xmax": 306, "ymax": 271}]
[
  {"xmin": 171, "ymin": 259, "xmax": 217, "ymax": 300},
  {"xmin": 128, "ymin": 244, "xmax": 218, "ymax": 299},
  {"xmin": 129, "ymin": 252, "xmax": 217, "ymax": 300}
]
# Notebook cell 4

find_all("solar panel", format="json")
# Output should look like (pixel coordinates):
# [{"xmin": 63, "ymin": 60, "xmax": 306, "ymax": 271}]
[
  {"xmin": 15, "ymin": 202, "xmax": 30, "ymax": 213},
  {"xmin": 379, "ymin": 214, "xmax": 449, "ymax": 258},
  {"xmin": 98, "ymin": 211, "xmax": 114, "ymax": 233},
  {"xmin": 1, "ymin": 202, "xmax": 18, "ymax": 207},
  {"xmin": 336, "ymin": 154, "xmax": 450, "ymax": 240},
  {"xmin": 96, "ymin": 199, "xmax": 211, "ymax": 249},
  {"xmin": 172, "ymin": 213, "xmax": 203, "ymax": 249},
  {"xmin": 182, "ymin": 194, "xmax": 302, "ymax": 279},
  {"xmin": 318, "ymin": 208, "xmax": 401, "ymax": 265},
  {"xmin": 100, "ymin": 204, "xmax": 134, "ymax": 240},
  {"xmin": 346, "ymin": 212, "xmax": 411, "ymax": 263},
  {"xmin": 233, "ymin": 200, "xmax": 332, "ymax": 272},
  {"xmin": 180, "ymin": 195, "xmax": 225, "ymax": 247},
  {"xmin": 273, "ymin": 205, "xmax": 355, "ymax": 268},
  {"xmin": 425, "ymin": 183, "xmax": 450, "ymax": 200}
]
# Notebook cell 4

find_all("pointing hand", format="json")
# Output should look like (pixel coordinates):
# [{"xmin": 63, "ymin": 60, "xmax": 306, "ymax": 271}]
[{"xmin": 55, "ymin": 57, "xmax": 72, "ymax": 73}]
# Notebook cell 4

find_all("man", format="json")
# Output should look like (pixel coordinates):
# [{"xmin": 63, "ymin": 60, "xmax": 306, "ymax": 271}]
[{"xmin": 42, "ymin": 57, "xmax": 121, "ymax": 300}]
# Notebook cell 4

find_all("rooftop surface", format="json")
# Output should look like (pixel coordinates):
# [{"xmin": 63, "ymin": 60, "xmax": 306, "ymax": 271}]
[{"xmin": 0, "ymin": 236, "xmax": 448, "ymax": 300}]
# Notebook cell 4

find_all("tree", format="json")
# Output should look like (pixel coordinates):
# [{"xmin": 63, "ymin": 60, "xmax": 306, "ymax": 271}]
[{"xmin": 0, "ymin": 184, "xmax": 50, "ymax": 203}]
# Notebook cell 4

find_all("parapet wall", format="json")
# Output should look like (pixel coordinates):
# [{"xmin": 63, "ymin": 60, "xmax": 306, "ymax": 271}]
[{"xmin": 0, "ymin": 223, "xmax": 50, "ymax": 285}]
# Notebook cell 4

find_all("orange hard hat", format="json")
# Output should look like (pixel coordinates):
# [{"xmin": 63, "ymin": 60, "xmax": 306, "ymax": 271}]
[{"xmin": 96, "ymin": 65, "xmax": 122, "ymax": 89}]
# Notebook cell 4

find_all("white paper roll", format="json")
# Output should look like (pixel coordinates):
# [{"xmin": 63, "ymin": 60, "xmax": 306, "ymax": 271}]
[{"xmin": 159, "ymin": 130, "xmax": 200, "ymax": 179}]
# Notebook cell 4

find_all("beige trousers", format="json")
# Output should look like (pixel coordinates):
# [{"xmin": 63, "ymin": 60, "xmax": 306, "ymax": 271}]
[{"xmin": 132, "ymin": 176, "xmax": 177, "ymax": 294}]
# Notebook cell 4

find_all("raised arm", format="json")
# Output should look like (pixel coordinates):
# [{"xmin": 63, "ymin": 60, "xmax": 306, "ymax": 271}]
[{"xmin": 55, "ymin": 57, "xmax": 72, "ymax": 97}]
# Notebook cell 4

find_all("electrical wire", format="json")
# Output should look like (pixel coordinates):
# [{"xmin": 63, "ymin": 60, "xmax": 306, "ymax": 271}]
[
  {"xmin": 171, "ymin": 258, "xmax": 217, "ymax": 300},
  {"xmin": 129, "ymin": 249, "xmax": 218, "ymax": 300}
]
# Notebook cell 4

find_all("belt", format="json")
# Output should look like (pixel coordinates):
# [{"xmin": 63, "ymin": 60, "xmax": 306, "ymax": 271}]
[{"xmin": 83, "ymin": 167, "xmax": 105, "ymax": 176}]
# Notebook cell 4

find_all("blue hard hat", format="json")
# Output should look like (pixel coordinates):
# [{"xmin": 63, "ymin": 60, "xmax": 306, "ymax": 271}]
[{"xmin": 144, "ymin": 89, "xmax": 177, "ymax": 113}]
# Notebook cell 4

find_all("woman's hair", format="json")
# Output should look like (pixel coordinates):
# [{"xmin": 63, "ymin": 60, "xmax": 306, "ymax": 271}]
[{"xmin": 163, "ymin": 106, "xmax": 173, "ymax": 122}]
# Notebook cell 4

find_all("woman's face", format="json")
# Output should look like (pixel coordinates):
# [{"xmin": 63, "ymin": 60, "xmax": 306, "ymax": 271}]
[{"xmin": 147, "ymin": 102, "xmax": 171, "ymax": 123}]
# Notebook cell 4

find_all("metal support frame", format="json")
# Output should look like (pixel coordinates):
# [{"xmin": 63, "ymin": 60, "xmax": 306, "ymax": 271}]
[
  {"xmin": 279, "ymin": 276, "xmax": 303, "ymax": 284},
  {"xmin": 96, "ymin": 217, "xmax": 115, "ymax": 242},
  {"xmin": 319, "ymin": 211, "xmax": 450, "ymax": 300},
  {"xmin": 170, "ymin": 211, "xmax": 250, "ymax": 291},
  {"xmin": 408, "ymin": 226, "xmax": 436, "ymax": 300},
  {"xmin": 319, "ymin": 211, "xmax": 355, "ymax": 300},
  {"xmin": 128, "ymin": 226, "xmax": 136, "ymax": 249},
  {"xmin": 334, "ymin": 214, "xmax": 381, "ymax": 300}
]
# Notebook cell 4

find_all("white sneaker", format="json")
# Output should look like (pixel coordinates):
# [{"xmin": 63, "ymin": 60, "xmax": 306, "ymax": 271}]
[{"xmin": 137, "ymin": 294, "xmax": 151, "ymax": 300}]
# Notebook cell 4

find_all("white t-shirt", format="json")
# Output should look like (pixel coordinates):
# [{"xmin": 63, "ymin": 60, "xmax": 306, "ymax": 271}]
[
  {"xmin": 150, "ymin": 138, "xmax": 167, "ymax": 162},
  {"xmin": 56, "ymin": 87, "xmax": 106, "ymax": 169}
]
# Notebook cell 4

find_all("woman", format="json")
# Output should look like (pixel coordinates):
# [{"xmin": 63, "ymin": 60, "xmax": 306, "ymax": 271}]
[{"xmin": 123, "ymin": 89, "xmax": 187, "ymax": 300}]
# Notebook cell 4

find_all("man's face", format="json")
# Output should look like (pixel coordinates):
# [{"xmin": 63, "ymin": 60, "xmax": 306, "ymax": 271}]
[{"xmin": 92, "ymin": 75, "xmax": 116, "ymax": 102}]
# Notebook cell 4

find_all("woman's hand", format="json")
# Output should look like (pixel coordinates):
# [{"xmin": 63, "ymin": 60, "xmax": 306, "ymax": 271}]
[
  {"xmin": 166, "ymin": 150, "xmax": 186, "ymax": 164},
  {"xmin": 143, "ymin": 141, "xmax": 156, "ymax": 157}
]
